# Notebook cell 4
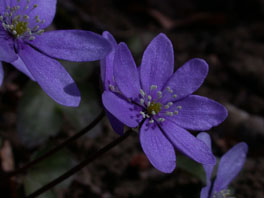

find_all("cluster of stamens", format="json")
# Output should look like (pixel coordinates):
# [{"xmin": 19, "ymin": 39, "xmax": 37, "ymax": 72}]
[
  {"xmin": 138, "ymin": 85, "xmax": 182, "ymax": 124},
  {"xmin": 213, "ymin": 189, "xmax": 235, "ymax": 198},
  {"xmin": 0, "ymin": 0, "xmax": 45, "ymax": 40}
]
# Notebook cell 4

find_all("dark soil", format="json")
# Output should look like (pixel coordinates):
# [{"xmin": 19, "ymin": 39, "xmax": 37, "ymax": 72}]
[{"xmin": 1, "ymin": 0, "xmax": 264, "ymax": 197}]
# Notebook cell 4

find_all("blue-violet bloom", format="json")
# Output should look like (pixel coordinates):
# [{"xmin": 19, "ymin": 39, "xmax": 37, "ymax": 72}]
[
  {"xmin": 197, "ymin": 132, "xmax": 248, "ymax": 198},
  {"xmin": 100, "ymin": 31, "xmax": 124, "ymax": 135},
  {"xmin": 102, "ymin": 33, "xmax": 228, "ymax": 173},
  {"xmin": 0, "ymin": 0, "xmax": 111, "ymax": 106}
]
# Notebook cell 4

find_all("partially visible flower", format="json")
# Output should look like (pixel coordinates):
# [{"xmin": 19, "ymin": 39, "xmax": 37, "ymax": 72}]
[
  {"xmin": 0, "ymin": 0, "xmax": 111, "ymax": 106},
  {"xmin": 102, "ymin": 33, "xmax": 228, "ymax": 173},
  {"xmin": 100, "ymin": 31, "xmax": 124, "ymax": 135},
  {"xmin": 197, "ymin": 132, "xmax": 248, "ymax": 198}
]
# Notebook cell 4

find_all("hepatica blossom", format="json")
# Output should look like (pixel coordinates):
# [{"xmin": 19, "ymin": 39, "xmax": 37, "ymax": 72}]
[
  {"xmin": 102, "ymin": 32, "xmax": 228, "ymax": 173},
  {"xmin": 197, "ymin": 132, "xmax": 248, "ymax": 198},
  {"xmin": 100, "ymin": 31, "xmax": 124, "ymax": 135},
  {"xmin": 0, "ymin": 0, "xmax": 111, "ymax": 106}
]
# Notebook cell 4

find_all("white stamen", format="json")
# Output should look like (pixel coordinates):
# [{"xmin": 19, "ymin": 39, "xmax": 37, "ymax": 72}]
[
  {"xmin": 140, "ymin": 111, "xmax": 146, "ymax": 118},
  {"xmin": 157, "ymin": 91, "xmax": 162, "ymax": 99},
  {"xmin": 158, "ymin": 118, "xmax": 165, "ymax": 122},
  {"xmin": 29, "ymin": 36, "xmax": 35, "ymax": 40},
  {"xmin": 109, "ymin": 85, "xmax": 115, "ymax": 92},
  {"xmin": 148, "ymin": 95, "xmax": 152, "ymax": 101},
  {"xmin": 149, "ymin": 119, "xmax": 154, "ymax": 124},
  {"xmin": 167, "ymin": 102, "xmax": 173, "ymax": 106},
  {"xmin": 140, "ymin": 89, "xmax": 145, "ymax": 97},
  {"xmin": 151, "ymin": 111, "xmax": 156, "ymax": 115},
  {"xmin": 174, "ymin": 110, "xmax": 178, "ymax": 115},
  {"xmin": 177, "ymin": 106, "xmax": 182, "ymax": 109},
  {"xmin": 173, "ymin": 94, "xmax": 177, "ymax": 98},
  {"xmin": 166, "ymin": 86, "xmax": 173, "ymax": 93},
  {"xmin": 166, "ymin": 111, "xmax": 173, "ymax": 116},
  {"xmin": 140, "ymin": 98, "xmax": 144, "ymax": 105},
  {"xmin": 150, "ymin": 85, "xmax": 157, "ymax": 91},
  {"xmin": 164, "ymin": 105, "xmax": 169, "ymax": 109}
]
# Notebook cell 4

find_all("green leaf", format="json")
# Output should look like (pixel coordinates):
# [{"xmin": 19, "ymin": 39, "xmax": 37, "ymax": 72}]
[
  {"xmin": 17, "ymin": 82, "xmax": 63, "ymax": 148},
  {"xmin": 24, "ymin": 149, "xmax": 75, "ymax": 198},
  {"xmin": 177, "ymin": 155, "xmax": 206, "ymax": 183}
]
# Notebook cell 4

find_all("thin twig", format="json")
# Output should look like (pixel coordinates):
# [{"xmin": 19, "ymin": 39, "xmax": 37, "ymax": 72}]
[
  {"xmin": 25, "ymin": 130, "xmax": 133, "ymax": 198},
  {"xmin": 7, "ymin": 111, "xmax": 105, "ymax": 177}
]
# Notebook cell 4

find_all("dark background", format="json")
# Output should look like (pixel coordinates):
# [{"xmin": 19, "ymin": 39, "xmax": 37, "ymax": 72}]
[{"xmin": 1, "ymin": 0, "xmax": 264, "ymax": 197}]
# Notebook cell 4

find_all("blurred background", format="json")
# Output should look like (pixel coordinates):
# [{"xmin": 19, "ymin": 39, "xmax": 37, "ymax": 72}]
[{"xmin": 1, "ymin": 0, "xmax": 264, "ymax": 197}]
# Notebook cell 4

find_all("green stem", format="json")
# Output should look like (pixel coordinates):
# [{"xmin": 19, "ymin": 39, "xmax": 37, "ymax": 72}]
[
  {"xmin": 7, "ymin": 111, "xmax": 105, "ymax": 177},
  {"xmin": 25, "ymin": 130, "xmax": 133, "ymax": 198}
]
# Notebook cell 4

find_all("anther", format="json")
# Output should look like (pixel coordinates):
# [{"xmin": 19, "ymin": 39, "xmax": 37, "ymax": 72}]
[
  {"xmin": 157, "ymin": 91, "xmax": 162, "ymax": 99},
  {"xmin": 33, "ymin": 25, "xmax": 39, "ymax": 31},
  {"xmin": 149, "ymin": 119, "xmax": 154, "ymax": 124},
  {"xmin": 109, "ymin": 85, "xmax": 115, "ymax": 92},
  {"xmin": 158, "ymin": 118, "xmax": 165, "ymax": 122},
  {"xmin": 174, "ymin": 110, "xmax": 178, "ymax": 115},
  {"xmin": 167, "ymin": 102, "xmax": 173, "ymax": 106},
  {"xmin": 140, "ymin": 98, "xmax": 144, "ymax": 105},
  {"xmin": 29, "ymin": 36, "xmax": 35, "ymax": 40},
  {"xmin": 140, "ymin": 89, "xmax": 145, "ymax": 97},
  {"xmin": 164, "ymin": 105, "xmax": 169, "ymax": 109},
  {"xmin": 150, "ymin": 85, "xmax": 157, "ymax": 91},
  {"xmin": 166, "ymin": 86, "xmax": 173, "ymax": 93},
  {"xmin": 173, "ymin": 94, "xmax": 177, "ymax": 98},
  {"xmin": 177, "ymin": 106, "xmax": 182, "ymax": 109},
  {"xmin": 166, "ymin": 112, "xmax": 173, "ymax": 116},
  {"xmin": 147, "ymin": 95, "xmax": 152, "ymax": 101},
  {"xmin": 151, "ymin": 111, "xmax": 156, "ymax": 115},
  {"xmin": 140, "ymin": 111, "xmax": 146, "ymax": 118}
]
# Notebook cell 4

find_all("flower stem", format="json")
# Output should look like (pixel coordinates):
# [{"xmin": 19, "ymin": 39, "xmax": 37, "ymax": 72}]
[
  {"xmin": 7, "ymin": 111, "xmax": 105, "ymax": 177},
  {"xmin": 25, "ymin": 129, "xmax": 133, "ymax": 198}
]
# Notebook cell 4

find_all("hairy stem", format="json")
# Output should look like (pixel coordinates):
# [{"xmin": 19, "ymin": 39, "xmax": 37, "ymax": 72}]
[
  {"xmin": 8, "ymin": 111, "xmax": 105, "ymax": 177},
  {"xmin": 25, "ymin": 130, "xmax": 133, "ymax": 198}
]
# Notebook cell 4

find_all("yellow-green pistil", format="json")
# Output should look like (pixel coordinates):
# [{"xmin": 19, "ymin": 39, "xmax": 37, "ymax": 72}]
[
  {"xmin": 147, "ymin": 102, "xmax": 162, "ymax": 115},
  {"xmin": 14, "ymin": 21, "xmax": 28, "ymax": 36}
]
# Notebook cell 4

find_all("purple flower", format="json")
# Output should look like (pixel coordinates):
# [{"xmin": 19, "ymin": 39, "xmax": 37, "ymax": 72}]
[
  {"xmin": 101, "ymin": 32, "xmax": 228, "ymax": 173},
  {"xmin": 197, "ymin": 132, "xmax": 248, "ymax": 198},
  {"xmin": 100, "ymin": 31, "xmax": 124, "ymax": 135},
  {"xmin": 0, "ymin": 0, "xmax": 111, "ymax": 106}
]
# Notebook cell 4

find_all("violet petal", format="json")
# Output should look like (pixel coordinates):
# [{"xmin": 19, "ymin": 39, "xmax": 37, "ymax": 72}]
[
  {"xmin": 113, "ymin": 43, "xmax": 141, "ymax": 99},
  {"xmin": 100, "ymin": 31, "xmax": 117, "ymax": 90},
  {"xmin": 19, "ymin": 44, "xmax": 80, "ymax": 107},
  {"xmin": 162, "ymin": 58, "xmax": 209, "ymax": 103},
  {"xmin": 0, "ymin": 37, "xmax": 17, "ymax": 62},
  {"xmin": 140, "ymin": 33, "xmax": 174, "ymax": 94},
  {"xmin": 15, "ymin": 0, "xmax": 57, "ymax": 29},
  {"xmin": 197, "ymin": 132, "xmax": 215, "ymax": 198},
  {"xmin": 212, "ymin": 142, "xmax": 248, "ymax": 193},
  {"xmin": 29, "ymin": 30, "xmax": 112, "ymax": 62},
  {"xmin": 11, "ymin": 57, "xmax": 35, "ymax": 81},
  {"xmin": 140, "ymin": 120, "xmax": 176, "ymax": 173},
  {"xmin": 161, "ymin": 121, "xmax": 216, "ymax": 165},
  {"xmin": 168, "ymin": 95, "xmax": 228, "ymax": 131},
  {"xmin": 102, "ymin": 91, "xmax": 142, "ymax": 128},
  {"xmin": 106, "ymin": 110, "xmax": 124, "ymax": 135}
]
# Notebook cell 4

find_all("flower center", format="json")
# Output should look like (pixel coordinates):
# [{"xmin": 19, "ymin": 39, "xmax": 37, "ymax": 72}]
[
  {"xmin": 0, "ymin": 1, "xmax": 45, "ymax": 40},
  {"xmin": 14, "ymin": 20, "xmax": 28, "ymax": 35},
  {"xmin": 138, "ymin": 85, "xmax": 182, "ymax": 124},
  {"xmin": 147, "ymin": 102, "xmax": 162, "ymax": 115}
]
